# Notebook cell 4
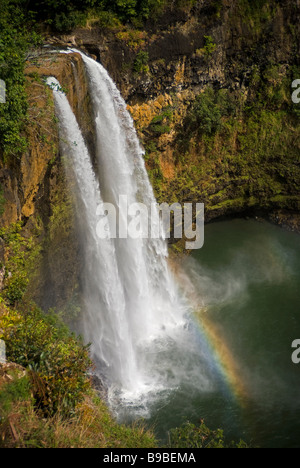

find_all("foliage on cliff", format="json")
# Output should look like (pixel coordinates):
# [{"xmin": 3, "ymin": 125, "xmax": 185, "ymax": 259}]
[
  {"xmin": 167, "ymin": 421, "xmax": 249, "ymax": 448},
  {"xmin": 0, "ymin": 0, "xmax": 297, "ymax": 448},
  {"xmin": 166, "ymin": 64, "xmax": 300, "ymax": 218},
  {"xmin": 0, "ymin": 0, "xmax": 42, "ymax": 159},
  {"xmin": 0, "ymin": 222, "xmax": 249, "ymax": 448},
  {"xmin": 0, "ymin": 0, "xmax": 194, "ymax": 159},
  {"xmin": 0, "ymin": 223, "xmax": 90, "ymax": 417},
  {"xmin": 0, "ymin": 223, "xmax": 41, "ymax": 305},
  {"xmin": 0, "ymin": 223, "xmax": 156, "ymax": 447},
  {"xmin": 0, "ymin": 386, "xmax": 157, "ymax": 448}
]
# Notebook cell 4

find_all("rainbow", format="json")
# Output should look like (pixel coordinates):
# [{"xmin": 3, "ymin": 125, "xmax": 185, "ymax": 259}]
[
  {"xmin": 193, "ymin": 308, "xmax": 248, "ymax": 404},
  {"xmin": 169, "ymin": 258, "xmax": 248, "ymax": 404}
]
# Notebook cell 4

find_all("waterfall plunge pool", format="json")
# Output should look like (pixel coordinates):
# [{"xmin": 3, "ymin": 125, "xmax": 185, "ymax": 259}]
[{"xmin": 121, "ymin": 218, "xmax": 300, "ymax": 448}]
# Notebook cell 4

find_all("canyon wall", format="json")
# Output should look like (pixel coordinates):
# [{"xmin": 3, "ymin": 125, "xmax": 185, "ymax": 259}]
[{"xmin": 0, "ymin": 0, "xmax": 299, "ymax": 312}]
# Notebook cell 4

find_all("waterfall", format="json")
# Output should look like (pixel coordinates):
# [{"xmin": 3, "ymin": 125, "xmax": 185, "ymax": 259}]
[{"xmin": 47, "ymin": 53, "xmax": 214, "ymax": 417}]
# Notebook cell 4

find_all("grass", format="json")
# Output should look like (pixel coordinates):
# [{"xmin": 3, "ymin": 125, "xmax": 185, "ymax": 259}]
[{"xmin": 0, "ymin": 384, "xmax": 157, "ymax": 448}]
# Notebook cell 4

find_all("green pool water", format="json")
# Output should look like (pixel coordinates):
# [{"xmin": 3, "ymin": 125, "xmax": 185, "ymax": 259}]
[{"xmin": 148, "ymin": 218, "xmax": 300, "ymax": 448}]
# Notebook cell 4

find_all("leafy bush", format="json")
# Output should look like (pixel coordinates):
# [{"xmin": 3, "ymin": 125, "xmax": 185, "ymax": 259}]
[
  {"xmin": 138, "ymin": 0, "xmax": 166, "ymax": 19},
  {"xmin": 149, "ymin": 106, "xmax": 173, "ymax": 134},
  {"xmin": 0, "ymin": 376, "xmax": 32, "ymax": 414},
  {"xmin": 168, "ymin": 421, "xmax": 249, "ymax": 448},
  {"xmin": 27, "ymin": 0, "xmax": 96, "ymax": 24},
  {"xmin": 133, "ymin": 51, "xmax": 149, "ymax": 73},
  {"xmin": 110, "ymin": 0, "xmax": 168, "ymax": 21},
  {"xmin": 203, "ymin": 35, "xmax": 217, "ymax": 56},
  {"xmin": 53, "ymin": 10, "xmax": 86, "ymax": 32},
  {"xmin": 117, "ymin": 29, "xmax": 147, "ymax": 51},
  {"xmin": 184, "ymin": 89, "xmax": 223, "ymax": 137},
  {"xmin": 24, "ymin": 0, "xmax": 168, "ymax": 25},
  {"xmin": 0, "ymin": 222, "xmax": 41, "ymax": 306},
  {"xmin": 0, "ymin": 390, "xmax": 157, "ymax": 448},
  {"xmin": 1, "ymin": 305, "xmax": 92, "ymax": 417},
  {"xmin": 4, "ymin": 276, "xmax": 29, "ymax": 306},
  {"xmin": 150, "ymin": 124, "xmax": 171, "ymax": 134},
  {"xmin": 0, "ymin": 223, "xmax": 91, "ymax": 418},
  {"xmin": 178, "ymin": 87, "xmax": 237, "ymax": 150},
  {"xmin": 0, "ymin": 0, "xmax": 42, "ymax": 159},
  {"xmin": 114, "ymin": 0, "xmax": 138, "ymax": 20}
]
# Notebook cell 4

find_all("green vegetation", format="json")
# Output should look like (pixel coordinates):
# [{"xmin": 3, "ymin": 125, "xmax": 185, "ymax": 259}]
[
  {"xmin": 0, "ymin": 0, "xmax": 198, "ymax": 161},
  {"xmin": 0, "ymin": 220, "xmax": 249, "ymax": 448},
  {"xmin": 167, "ymin": 421, "xmax": 249, "ymax": 448},
  {"xmin": 0, "ymin": 223, "xmax": 41, "ymax": 306},
  {"xmin": 0, "ymin": 373, "xmax": 157, "ymax": 448},
  {"xmin": 195, "ymin": 35, "xmax": 217, "ymax": 59},
  {"xmin": 178, "ymin": 88, "xmax": 235, "ymax": 145},
  {"xmin": 0, "ymin": 368, "xmax": 249, "ymax": 448},
  {"xmin": 133, "ymin": 51, "xmax": 149, "ymax": 74},
  {"xmin": 203, "ymin": 35, "xmax": 217, "ymax": 56},
  {"xmin": 0, "ymin": 224, "xmax": 90, "ymax": 418},
  {"xmin": 149, "ymin": 107, "xmax": 173, "ymax": 135},
  {"xmin": 117, "ymin": 29, "xmax": 147, "ymax": 51},
  {"xmin": 0, "ymin": 375, "xmax": 32, "ymax": 414},
  {"xmin": 0, "ymin": 0, "xmax": 297, "ymax": 449},
  {"xmin": 146, "ymin": 63, "xmax": 300, "ymax": 218},
  {"xmin": 1, "ymin": 305, "xmax": 91, "ymax": 417},
  {"xmin": 0, "ymin": 0, "xmax": 41, "ymax": 159},
  {"xmin": 100, "ymin": 0, "xmax": 194, "ymax": 23},
  {"xmin": 235, "ymin": 0, "xmax": 277, "ymax": 35},
  {"xmin": 0, "ymin": 222, "xmax": 156, "ymax": 446},
  {"xmin": 9, "ymin": 0, "xmax": 196, "ymax": 33}
]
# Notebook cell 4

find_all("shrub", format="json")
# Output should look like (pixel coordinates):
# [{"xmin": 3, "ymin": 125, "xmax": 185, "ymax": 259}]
[
  {"xmin": 179, "ymin": 88, "xmax": 237, "ymax": 149},
  {"xmin": 117, "ymin": 29, "xmax": 147, "ymax": 52},
  {"xmin": 0, "ymin": 376, "xmax": 32, "ymax": 414},
  {"xmin": 0, "ymin": 222, "xmax": 41, "ymax": 306},
  {"xmin": 138, "ymin": 0, "xmax": 166, "ymax": 20},
  {"xmin": 168, "ymin": 421, "xmax": 249, "ymax": 448},
  {"xmin": 149, "ymin": 107, "xmax": 173, "ymax": 134},
  {"xmin": 53, "ymin": 11, "xmax": 87, "ymax": 33},
  {"xmin": 114, "ymin": 0, "xmax": 138, "ymax": 20},
  {"xmin": 0, "ymin": 0, "xmax": 42, "ymax": 159},
  {"xmin": 203, "ymin": 35, "xmax": 217, "ymax": 56},
  {"xmin": 2, "ymin": 305, "xmax": 92, "ymax": 417},
  {"xmin": 0, "ymin": 391, "xmax": 158, "ymax": 448},
  {"xmin": 4, "ymin": 275, "xmax": 29, "ymax": 306},
  {"xmin": 26, "ymin": 0, "xmax": 96, "ymax": 22},
  {"xmin": 150, "ymin": 124, "xmax": 171, "ymax": 134},
  {"xmin": 184, "ymin": 88, "xmax": 223, "ymax": 136},
  {"xmin": 133, "ymin": 51, "xmax": 149, "ymax": 74}
]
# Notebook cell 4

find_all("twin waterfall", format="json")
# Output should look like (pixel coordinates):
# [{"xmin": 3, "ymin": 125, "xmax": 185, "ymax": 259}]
[{"xmin": 47, "ymin": 51, "xmax": 212, "ymax": 415}]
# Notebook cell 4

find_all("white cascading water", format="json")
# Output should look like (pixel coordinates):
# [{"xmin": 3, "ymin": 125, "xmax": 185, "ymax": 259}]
[{"xmin": 47, "ymin": 52, "xmax": 215, "ymax": 417}]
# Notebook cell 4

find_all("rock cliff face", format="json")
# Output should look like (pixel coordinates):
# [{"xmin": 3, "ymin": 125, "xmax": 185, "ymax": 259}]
[
  {"xmin": 0, "ymin": 52, "xmax": 94, "ymax": 313},
  {"xmin": 0, "ymin": 52, "xmax": 94, "ymax": 227},
  {"xmin": 44, "ymin": 0, "xmax": 300, "ymax": 226},
  {"xmin": 1, "ymin": 0, "xmax": 300, "ymax": 229},
  {"xmin": 0, "ymin": 0, "xmax": 299, "ymax": 312}
]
